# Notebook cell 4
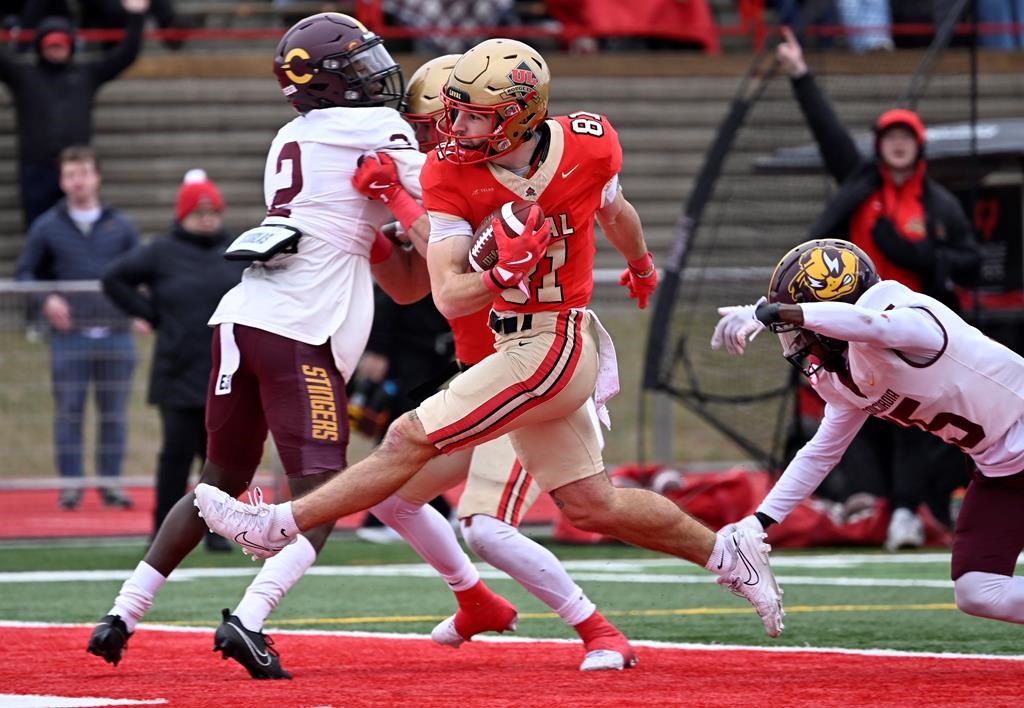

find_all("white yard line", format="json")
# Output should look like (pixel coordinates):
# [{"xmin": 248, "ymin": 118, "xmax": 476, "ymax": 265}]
[{"xmin": 0, "ymin": 564, "xmax": 955, "ymax": 588}]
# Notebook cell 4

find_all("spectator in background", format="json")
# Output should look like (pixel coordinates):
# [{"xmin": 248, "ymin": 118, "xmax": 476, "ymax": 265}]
[
  {"xmin": 777, "ymin": 27, "xmax": 980, "ymax": 549},
  {"xmin": 0, "ymin": 0, "xmax": 147, "ymax": 229},
  {"xmin": 976, "ymin": 0, "xmax": 1024, "ymax": 49},
  {"xmin": 15, "ymin": 146, "xmax": 140, "ymax": 511},
  {"xmin": 771, "ymin": 0, "xmax": 842, "ymax": 50},
  {"xmin": 19, "ymin": 0, "xmax": 182, "ymax": 50},
  {"xmin": 101, "ymin": 170, "xmax": 246, "ymax": 551},
  {"xmin": 381, "ymin": 0, "xmax": 520, "ymax": 54},
  {"xmin": 836, "ymin": 0, "xmax": 893, "ymax": 52}
]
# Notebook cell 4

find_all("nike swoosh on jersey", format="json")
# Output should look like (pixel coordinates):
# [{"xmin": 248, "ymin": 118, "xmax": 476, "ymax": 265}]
[{"xmin": 561, "ymin": 164, "xmax": 580, "ymax": 179}]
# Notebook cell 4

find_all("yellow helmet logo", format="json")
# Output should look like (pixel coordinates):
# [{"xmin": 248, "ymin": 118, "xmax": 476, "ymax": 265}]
[
  {"xmin": 281, "ymin": 47, "xmax": 313, "ymax": 85},
  {"xmin": 790, "ymin": 246, "xmax": 859, "ymax": 302}
]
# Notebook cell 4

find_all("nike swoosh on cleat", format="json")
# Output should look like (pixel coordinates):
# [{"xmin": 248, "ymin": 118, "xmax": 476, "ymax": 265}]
[
  {"xmin": 716, "ymin": 552, "xmax": 724, "ymax": 570},
  {"xmin": 234, "ymin": 531, "xmax": 273, "ymax": 552},
  {"xmin": 561, "ymin": 164, "xmax": 579, "ymax": 178},
  {"xmin": 736, "ymin": 548, "xmax": 760, "ymax": 586},
  {"xmin": 226, "ymin": 624, "xmax": 272, "ymax": 667},
  {"xmin": 506, "ymin": 252, "xmax": 533, "ymax": 266}
]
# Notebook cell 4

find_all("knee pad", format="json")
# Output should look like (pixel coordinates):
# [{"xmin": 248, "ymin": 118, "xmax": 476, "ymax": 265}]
[{"xmin": 954, "ymin": 571, "xmax": 1010, "ymax": 620}]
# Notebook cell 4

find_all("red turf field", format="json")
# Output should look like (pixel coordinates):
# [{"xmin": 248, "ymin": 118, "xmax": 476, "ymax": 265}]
[
  {"xmin": 0, "ymin": 485, "xmax": 559, "ymax": 540},
  {"xmin": 3, "ymin": 624, "xmax": 1021, "ymax": 707}
]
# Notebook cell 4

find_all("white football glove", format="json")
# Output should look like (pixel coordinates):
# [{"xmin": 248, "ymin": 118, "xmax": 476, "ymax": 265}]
[
  {"xmin": 718, "ymin": 513, "xmax": 766, "ymax": 538},
  {"xmin": 710, "ymin": 296, "xmax": 768, "ymax": 355}
]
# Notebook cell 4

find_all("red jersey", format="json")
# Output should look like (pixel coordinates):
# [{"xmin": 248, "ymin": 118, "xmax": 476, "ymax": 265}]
[
  {"xmin": 450, "ymin": 306, "xmax": 493, "ymax": 366},
  {"xmin": 421, "ymin": 113, "xmax": 623, "ymax": 314}
]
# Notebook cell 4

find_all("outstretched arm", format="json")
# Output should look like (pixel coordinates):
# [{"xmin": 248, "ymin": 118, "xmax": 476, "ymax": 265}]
[
  {"xmin": 755, "ymin": 402, "xmax": 868, "ymax": 526},
  {"xmin": 89, "ymin": 0, "xmax": 148, "ymax": 85},
  {"xmin": 779, "ymin": 26, "xmax": 863, "ymax": 183}
]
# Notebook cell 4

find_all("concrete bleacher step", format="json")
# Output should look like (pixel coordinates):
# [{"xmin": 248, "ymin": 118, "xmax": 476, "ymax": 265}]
[{"xmin": 2, "ymin": 54, "xmax": 1023, "ymax": 281}]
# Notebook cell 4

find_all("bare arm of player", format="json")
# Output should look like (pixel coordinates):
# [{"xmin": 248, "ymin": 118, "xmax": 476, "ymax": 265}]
[
  {"xmin": 402, "ymin": 214, "xmax": 430, "ymax": 257},
  {"xmin": 598, "ymin": 190, "xmax": 658, "ymax": 309},
  {"xmin": 427, "ymin": 235, "xmax": 496, "ymax": 319},
  {"xmin": 596, "ymin": 190, "xmax": 647, "ymax": 261},
  {"xmin": 370, "ymin": 231, "xmax": 432, "ymax": 305}
]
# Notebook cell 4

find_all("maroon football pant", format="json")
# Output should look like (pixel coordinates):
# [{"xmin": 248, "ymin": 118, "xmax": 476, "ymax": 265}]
[
  {"xmin": 950, "ymin": 468, "xmax": 1024, "ymax": 580},
  {"xmin": 205, "ymin": 324, "xmax": 348, "ymax": 478}
]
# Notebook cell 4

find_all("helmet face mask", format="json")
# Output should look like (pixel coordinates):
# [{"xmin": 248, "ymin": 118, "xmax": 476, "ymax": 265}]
[
  {"xmin": 434, "ymin": 39, "xmax": 549, "ymax": 164},
  {"xmin": 767, "ymin": 238, "xmax": 880, "ymax": 378},
  {"xmin": 274, "ymin": 13, "xmax": 404, "ymax": 113}
]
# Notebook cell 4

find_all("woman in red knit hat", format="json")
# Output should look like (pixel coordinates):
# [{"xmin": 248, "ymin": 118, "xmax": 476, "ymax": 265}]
[{"xmin": 101, "ymin": 169, "xmax": 246, "ymax": 551}]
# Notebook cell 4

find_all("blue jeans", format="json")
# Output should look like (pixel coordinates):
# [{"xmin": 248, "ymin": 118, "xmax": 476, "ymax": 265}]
[
  {"xmin": 837, "ymin": 0, "xmax": 893, "ymax": 52},
  {"xmin": 50, "ymin": 332, "xmax": 136, "ymax": 480},
  {"xmin": 977, "ymin": 0, "xmax": 1024, "ymax": 49}
]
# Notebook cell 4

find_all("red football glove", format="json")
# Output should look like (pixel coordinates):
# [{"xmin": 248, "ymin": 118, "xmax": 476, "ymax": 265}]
[
  {"xmin": 483, "ymin": 210, "xmax": 553, "ymax": 294},
  {"xmin": 619, "ymin": 252, "xmax": 657, "ymax": 309},
  {"xmin": 352, "ymin": 152, "xmax": 425, "ymax": 231}
]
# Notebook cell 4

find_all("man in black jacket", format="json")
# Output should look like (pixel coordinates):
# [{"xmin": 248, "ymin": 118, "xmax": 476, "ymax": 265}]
[
  {"xmin": 102, "ymin": 169, "xmax": 246, "ymax": 546},
  {"xmin": 0, "ymin": 0, "xmax": 147, "ymax": 228},
  {"xmin": 777, "ymin": 27, "xmax": 980, "ymax": 550}
]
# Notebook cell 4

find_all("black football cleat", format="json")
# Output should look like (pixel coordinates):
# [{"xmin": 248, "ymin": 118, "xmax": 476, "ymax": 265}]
[
  {"xmin": 213, "ymin": 609, "xmax": 292, "ymax": 679},
  {"xmin": 87, "ymin": 614, "xmax": 132, "ymax": 666}
]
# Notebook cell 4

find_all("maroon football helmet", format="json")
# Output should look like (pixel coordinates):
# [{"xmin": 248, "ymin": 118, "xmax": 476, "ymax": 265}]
[{"xmin": 273, "ymin": 13, "xmax": 404, "ymax": 113}]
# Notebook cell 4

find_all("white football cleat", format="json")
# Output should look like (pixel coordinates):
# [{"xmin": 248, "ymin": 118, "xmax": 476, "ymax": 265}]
[
  {"xmin": 718, "ymin": 527, "xmax": 785, "ymax": 638},
  {"xmin": 430, "ymin": 616, "xmax": 465, "ymax": 648},
  {"xmin": 884, "ymin": 508, "xmax": 925, "ymax": 551},
  {"xmin": 579, "ymin": 649, "xmax": 636, "ymax": 672},
  {"xmin": 193, "ymin": 484, "xmax": 295, "ymax": 561}
]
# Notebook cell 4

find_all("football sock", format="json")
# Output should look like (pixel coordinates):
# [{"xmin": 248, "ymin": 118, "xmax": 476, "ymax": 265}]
[
  {"xmin": 705, "ymin": 532, "xmax": 737, "ymax": 576},
  {"xmin": 461, "ymin": 514, "xmax": 595, "ymax": 625},
  {"xmin": 371, "ymin": 495, "xmax": 479, "ymax": 591},
  {"xmin": 233, "ymin": 533, "xmax": 316, "ymax": 632},
  {"xmin": 573, "ymin": 610, "xmax": 623, "ymax": 643},
  {"xmin": 109, "ymin": 561, "xmax": 166, "ymax": 633},
  {"xmin": 270, "ymin": 501, "xmax": 300, "ymax": 542},
  {"xmin": 954, "ymin": 571, "xmax": 1024, "ymax": 623}
]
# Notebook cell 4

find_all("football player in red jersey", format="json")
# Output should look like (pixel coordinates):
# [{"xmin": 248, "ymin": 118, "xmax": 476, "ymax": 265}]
[
  {"xmin": 352, "ymin": 55, "xmax": 638, "ymax": 671},
  {"xmin": 195, "ymin": 39, "xmax": 786, "ymax": 639}
]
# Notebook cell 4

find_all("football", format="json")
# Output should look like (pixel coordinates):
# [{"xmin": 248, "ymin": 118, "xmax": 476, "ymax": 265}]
[{"xmin": 468, "ymin": 200, "xmax": 545, "ymax": 272}]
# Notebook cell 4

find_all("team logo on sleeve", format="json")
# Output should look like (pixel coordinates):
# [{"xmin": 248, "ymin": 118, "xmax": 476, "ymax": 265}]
[{"xmin": 790, "ymin": 246, "xmax": 860, "ymax": 302}]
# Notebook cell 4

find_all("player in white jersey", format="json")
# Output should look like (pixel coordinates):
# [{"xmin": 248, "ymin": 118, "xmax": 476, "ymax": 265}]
[
  {"xmin": 87, "ymin": 13, "xmax": 431, "ymax": 678},
  {"xmin": 712, "ymin": 238, "xmax": 1024, "ymax": 626}
]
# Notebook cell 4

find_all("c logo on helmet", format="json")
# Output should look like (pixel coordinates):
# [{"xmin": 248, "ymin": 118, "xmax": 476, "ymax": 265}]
[
  {"xmin": 282, "ymin": 48, "xmax": 313, "ymax": 85},
  {"xmin": 790, "ymin": 246, "xmax": 859, "ymax": 302}
]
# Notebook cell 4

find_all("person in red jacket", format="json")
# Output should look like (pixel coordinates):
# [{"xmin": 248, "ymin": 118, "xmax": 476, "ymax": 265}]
[{"xmin": 776, "ymin": 27, "xmax": 980, "ymax": 549}]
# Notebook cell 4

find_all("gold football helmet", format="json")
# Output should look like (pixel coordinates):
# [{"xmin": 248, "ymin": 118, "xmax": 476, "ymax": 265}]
[
  {"xmin": 436, "ymin": 38, "xmax": 550, "ymax": 164},
  {"xmin": 768, "ymin": 238, "xmax": 879, "ymax": 377},
  {"xmin": 399, "ymin": 54, "xmax": 460, "ymax": 152}
]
